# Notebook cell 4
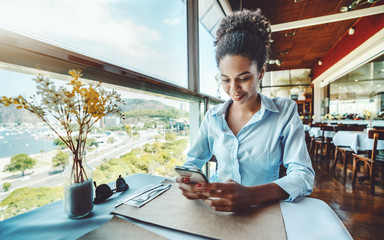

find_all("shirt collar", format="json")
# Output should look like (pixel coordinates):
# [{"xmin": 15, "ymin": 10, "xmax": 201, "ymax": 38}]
[
  {"xmin": 260, "ymin": 93, "xmax": 279, "ymax": 113},
  {"xmin": 210, "ymin": 93, "xmax": 280, "ymax": 117}
]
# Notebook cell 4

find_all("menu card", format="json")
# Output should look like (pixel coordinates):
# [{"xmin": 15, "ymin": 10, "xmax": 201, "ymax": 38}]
[
  {"xmin": 112, "ymin": 180, "xmax": 287, "ymax": 240},
  {"xmin": 78, "ymin": 215, "xmax": 168, "ymax": 240}
]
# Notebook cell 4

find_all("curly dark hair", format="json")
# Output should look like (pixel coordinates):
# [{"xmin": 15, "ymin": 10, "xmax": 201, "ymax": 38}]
[{"xmin": 215, "ymin": 9, "xmax": 271, "ymax": 70}]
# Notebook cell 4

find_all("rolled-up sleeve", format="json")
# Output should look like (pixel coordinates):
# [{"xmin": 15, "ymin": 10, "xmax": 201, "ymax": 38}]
[{"xmin": 273, "ymin": 103, "xmax": 315, "ymax": 202}]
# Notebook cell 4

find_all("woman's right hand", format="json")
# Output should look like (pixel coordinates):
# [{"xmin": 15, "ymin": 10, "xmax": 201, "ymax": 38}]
[{"xmin": 176, "ymin": 176, "xmax": 206, "ymax": 200}]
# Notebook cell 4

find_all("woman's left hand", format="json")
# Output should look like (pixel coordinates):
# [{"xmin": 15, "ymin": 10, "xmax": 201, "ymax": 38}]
[{"xmin": 196, "ymin": 179, "xmax": 256, "ymax": 212}]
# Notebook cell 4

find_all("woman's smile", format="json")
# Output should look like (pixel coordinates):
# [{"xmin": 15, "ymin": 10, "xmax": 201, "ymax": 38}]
[{"xmin": 231, "ymin": 93, "xmax": 246, "ymax": 101}]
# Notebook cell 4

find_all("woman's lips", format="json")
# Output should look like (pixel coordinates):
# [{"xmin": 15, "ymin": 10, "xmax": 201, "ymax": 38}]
[{"xmin": 232, "ymin": 93, "xmax": 244, "ymax": 101}]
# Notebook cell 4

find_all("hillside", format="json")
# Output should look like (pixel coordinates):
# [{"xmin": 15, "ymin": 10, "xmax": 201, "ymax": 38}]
[
  {"xmin": 0, "ymin": 98, "xmax": 181, "ymax": 123},
  {"xmin": 0, "ymin": 106, "xmax": 39, "ymax": 124},
  {"xmin": 120, "ymin": 99, "xmax": 175, "ymax": 112}
]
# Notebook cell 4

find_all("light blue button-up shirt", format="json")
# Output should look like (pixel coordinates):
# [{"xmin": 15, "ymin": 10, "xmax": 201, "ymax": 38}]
[{"xmin": 184, "ymin": 93, "xmax": 315, "ymax": 202}]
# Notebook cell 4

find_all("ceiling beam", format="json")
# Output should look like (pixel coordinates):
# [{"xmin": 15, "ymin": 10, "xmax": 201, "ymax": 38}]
[{"xmin": 271, "ymin": 5, "xmax": 384, "ymax": 32}]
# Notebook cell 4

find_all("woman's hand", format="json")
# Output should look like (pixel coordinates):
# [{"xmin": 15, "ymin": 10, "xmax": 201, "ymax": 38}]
[
  {"xmin": 176, "ymin": 176, "xmax": 207, "ymax": 200},
  {"xmin": 177, "ymin": 177, "xmax": 288, "ymax": 212},
  {"xmin": 196, "ymin": 179, "xmax": 255, "ymax": 212}
]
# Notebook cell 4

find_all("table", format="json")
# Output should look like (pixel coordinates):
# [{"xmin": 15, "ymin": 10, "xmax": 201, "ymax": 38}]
[
  {"xmin": 0, "ymin": 173, "xmax": 352, "ymax": 240},
  {"xmin": 303, "ymin": 124, "xmax": 311, "ymax": 132},
  {"xmin": 308, "ymin": 127, "xmax": 336, "ymax": 138},
  {"xmin": 333, "ymin": 131, "xmax": 384, "ymax": 153}
]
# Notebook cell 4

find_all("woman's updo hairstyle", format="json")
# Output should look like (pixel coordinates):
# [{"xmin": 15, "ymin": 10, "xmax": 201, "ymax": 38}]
[{"xmin": 215, "ymin": 9, "xmax": 271, "ymax": 71}]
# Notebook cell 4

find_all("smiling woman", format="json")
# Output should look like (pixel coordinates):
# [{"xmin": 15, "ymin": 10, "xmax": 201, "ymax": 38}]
[{"xmin": 177, "ymin": 9, "xmax": 315, "ymax": 213}]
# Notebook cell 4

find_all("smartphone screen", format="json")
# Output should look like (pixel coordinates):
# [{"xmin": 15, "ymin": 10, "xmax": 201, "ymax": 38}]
[{"xmin": 175, "ymin": 166, "xmax": 209, "ymax": 183}]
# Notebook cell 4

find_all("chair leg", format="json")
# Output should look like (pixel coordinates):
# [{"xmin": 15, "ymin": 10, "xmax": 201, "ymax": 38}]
[
  {"xmin": 320, "ymin": 142, "xmax": 324, "ymax": 161},
  {"xmin": 343, "ymin": 152, "xmax": 348, "ymax": 177},
  {"xmin": 371, "ymin": 163, "xmax": 375, "ymax": 195},
  {"xmin": 314, "ymin": 143, "xmax": 318, "ymax": 162},
  {"xmin": 325, "ymin": 142, "xmax": 330, "ymax": 171},
  {"xmin": 381, "ymin": 164, "xmax": 384, "ymax": 186},
  {"xmin": 309, "ymin": 138, "xmax": 314, "ymax": 157},
  {"xmin": 332, "ymin": 147, "xmax": 338, "ymax": 172},
  {"xmin": 352, "ymin": 157, "xmax": 358, "ymax": 185}
]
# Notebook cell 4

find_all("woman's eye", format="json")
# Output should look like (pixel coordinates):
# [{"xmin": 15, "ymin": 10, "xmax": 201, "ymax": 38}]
[
  {"xmin": 239, "ymin": 77, "xmax": 250, "ymax": 82},
  {"xmin": 221, "ymin": 79, "xmax": 230, "ymax": 82}
]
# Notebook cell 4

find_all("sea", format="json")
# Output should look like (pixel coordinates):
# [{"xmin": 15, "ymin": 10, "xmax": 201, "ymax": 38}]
[{"xmin": 0, "ymin": 126, "xmax": 56, "ymax": 159}]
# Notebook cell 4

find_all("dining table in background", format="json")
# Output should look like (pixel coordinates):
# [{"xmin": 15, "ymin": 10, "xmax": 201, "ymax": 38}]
[
  {"xmin": 332, "ymin": 131, "xmax": 384, "ymax": 153},
  {"xmin": 303, "ymin": 124, "xmax": 311, "ymax": 132},
  {"xmin": 308, "ymin": 127, "xmax": 336, "ymax": 138}
]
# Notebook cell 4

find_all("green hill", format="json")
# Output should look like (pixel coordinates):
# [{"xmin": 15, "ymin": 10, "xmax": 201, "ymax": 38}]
[
  {"xmin": 0, "ymin": 98, "xmax": 183, "ymax": 123},
  {"xmin": 121, "ymin": 99, "xmax": 176, "ymax": 112}
]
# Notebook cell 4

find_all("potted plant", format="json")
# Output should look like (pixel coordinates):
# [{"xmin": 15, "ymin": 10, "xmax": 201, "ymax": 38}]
[{"xmin": 0, "ymin": 69, "xmax": 124, "ymax": 218}]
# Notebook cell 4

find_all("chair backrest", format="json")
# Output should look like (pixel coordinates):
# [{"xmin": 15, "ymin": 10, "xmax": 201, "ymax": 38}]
[
  {"xmin": 336, "ymin": 125, "xmax": 366, "ymax": 132},
  {"xmin": 368, "ymin": 129, "xmax": 384, "ymax": 140},
  {"xmin": 309, "ymin": 123, "xmax": 327, "ymax": 128},
  {"xmin": 320, "ymin": 125, "xmax": 336, "ymax": 131},
  {"xmin": 319, "ymin": 125, "xmax": 336, "ymax": 141},
  {"xmin": 373, "ymin": 126, "xmax": 384, "ymax": 130},
  {"xmin": 368, "ymin": 130, "xmax": 384, "ymax": 162}
]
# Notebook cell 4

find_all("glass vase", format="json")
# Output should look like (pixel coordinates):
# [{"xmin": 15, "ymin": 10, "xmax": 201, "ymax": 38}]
[{"xmin": 63, "ymin": 151, "xmax": 93, "ymax": 219}]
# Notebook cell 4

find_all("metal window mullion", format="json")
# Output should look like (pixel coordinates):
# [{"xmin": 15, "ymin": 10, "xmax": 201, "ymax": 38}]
[{"xmin": 186, "ymin": 0, "xmax": 199, "ymax": 93}]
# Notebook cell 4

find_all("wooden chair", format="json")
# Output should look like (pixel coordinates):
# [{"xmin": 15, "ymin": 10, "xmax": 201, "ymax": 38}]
[
  {"xmin": 308, "ymin": 123, "xmax": 327, "ymax": 158},
  {"xmin": 313, "ymin": 126, "xmax": 336, "ymax": 166},
  {"xmin": 332, "ymin": 125, "xmax": 367, "ymax": 176},
  {"xmin": 352, "ymin": 129, "xmax": 384, "ymax": 195}
]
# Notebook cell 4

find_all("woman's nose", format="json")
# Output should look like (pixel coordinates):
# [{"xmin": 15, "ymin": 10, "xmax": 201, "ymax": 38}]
[{"xmin": 230, "ymin": 81, "xmax": 241, "ymax": 92}]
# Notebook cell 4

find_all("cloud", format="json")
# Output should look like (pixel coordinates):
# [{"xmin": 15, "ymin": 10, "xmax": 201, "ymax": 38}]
[
  {"xmin": 0, "ymin": 0, "xmax": 162, "ymax": 61},
  {"xmin": 163, "ymin": 18, "xmax": 182, "ymax": 26}
]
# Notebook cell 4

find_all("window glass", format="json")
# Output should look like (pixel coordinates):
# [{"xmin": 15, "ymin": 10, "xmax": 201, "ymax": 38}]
[
  {"xmin": 261, "ymin": 69, "xmax": 312, "ymax": 101},
  {"xmin": 198, "ymin": 23, "xmax": 220, "ymax": 97},
  {"xmin": 290, "ymin": 69, "xmax": 311, "ymax": 85},
  {"xmin": 198, "ymin": 0, "xmax": 224, "ymax": 98},
  {"xmin": 347, "ymin": 63, "xmax": 371, "ymax": 81},
  {"xmin": 374, "ymin": 61, "xmax": 384, "ymax": 79},
  {"xmin": 270, "ymin": 70, "xmax": 290, "ymax": 86},
  {"xmin": 329, "ymin": 56, "xmax": 384, "ymax": 114},
  {"xmin": 0, "ymin": 67, "xmax": 190, "ymax": 220},
  {"xmin": 0, "ymin": 0, "xmax": 187, "ymax": 87}
]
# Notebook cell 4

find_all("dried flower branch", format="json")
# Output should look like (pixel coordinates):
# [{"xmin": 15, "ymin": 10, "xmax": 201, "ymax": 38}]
[{"xmin": 0, "ymin": 69, "xmax": 124, "ymax": 183}]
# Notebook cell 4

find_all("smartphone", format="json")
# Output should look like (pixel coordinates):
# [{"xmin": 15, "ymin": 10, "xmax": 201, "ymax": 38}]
[{"xmin": 175, "ymin": 166, "xmax": 209, "ymax": 183}]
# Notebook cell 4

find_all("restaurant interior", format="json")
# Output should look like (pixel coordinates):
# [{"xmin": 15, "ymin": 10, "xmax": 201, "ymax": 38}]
[{"xmin": 0, "ymin": 0, "xmax": 384, "ymax": 239}]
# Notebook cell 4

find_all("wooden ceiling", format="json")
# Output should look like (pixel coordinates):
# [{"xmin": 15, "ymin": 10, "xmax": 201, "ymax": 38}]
[{"xmin": 226, "ymin": 0, "xmax": 384, "ymax": 71}]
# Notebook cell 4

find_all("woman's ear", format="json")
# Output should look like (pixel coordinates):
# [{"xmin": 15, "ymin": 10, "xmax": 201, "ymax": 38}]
[{"xmin": 259, "ymin": 64, "xmax": 266, "ymax": 80}]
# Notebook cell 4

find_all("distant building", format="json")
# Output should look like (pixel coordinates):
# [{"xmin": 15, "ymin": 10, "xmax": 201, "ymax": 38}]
[
  {"xmin": 104, "ymin": 117, "xmax": 121, "ymax": 128},
  {"xmin": 170, "ymin": 118, "xmax": 189, "ymax": 130}
]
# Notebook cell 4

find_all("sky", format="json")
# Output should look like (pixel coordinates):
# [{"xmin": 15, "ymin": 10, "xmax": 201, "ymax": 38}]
[{"xmin": 0, "ymin": 0, "xmax": 225, "ymax": 108}]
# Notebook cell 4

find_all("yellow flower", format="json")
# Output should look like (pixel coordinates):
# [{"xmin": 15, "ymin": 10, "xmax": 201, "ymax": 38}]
[{"xmin": 68, "ymin": 69, "xmax": 83, "ymax": 80}]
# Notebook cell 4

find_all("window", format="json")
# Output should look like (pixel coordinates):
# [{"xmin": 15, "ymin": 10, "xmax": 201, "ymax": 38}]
[
  {"xmin": 261, "ymin": 69, "xmax": 312, "ymax": 101},
  {"xmin": 329, "ymin": 56, "xmax": 384, "ymax": 114},
  {"xmin": 0, "ymin": 0, "xmax": 223, "ymax": 221},
  {"xmin": 0, "ymin": 67, "xmax": 192, "ymax": 220},
  {"xmin": 0, "ymin": 0, "xmax": 188, "ymax": 87},
  {"xmin": 198, "ymin": 0, "xmax": 225, "ymax": 98}
]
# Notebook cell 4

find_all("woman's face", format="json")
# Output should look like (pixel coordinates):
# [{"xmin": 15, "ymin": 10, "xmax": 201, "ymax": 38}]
[{"xmin": 219, "ymin": 55, "xmax": 265, "ymax": 104}]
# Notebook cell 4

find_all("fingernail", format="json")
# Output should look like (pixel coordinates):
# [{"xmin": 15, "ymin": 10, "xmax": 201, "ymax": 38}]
[
  {"xmin": 205, "ymin": 188, "xmax": 211, "ymax": 191},
  {"xmin": 195, "ymin": 183, "xmax": 202, "ymax": 187},
  {"xmin": 182, "ymin": 177, "xmax": 190, "ymax": 182}
]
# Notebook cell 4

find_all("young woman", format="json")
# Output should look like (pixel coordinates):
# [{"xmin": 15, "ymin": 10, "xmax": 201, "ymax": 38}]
[{"xmin": 176, "ymin": 9, "xmax": 314, "ymax": 212}]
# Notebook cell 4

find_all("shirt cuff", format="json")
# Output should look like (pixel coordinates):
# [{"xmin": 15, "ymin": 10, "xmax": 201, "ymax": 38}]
[{"xmin": 273, "ymin": 177, "xmax": 301, "ymax": 202}]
